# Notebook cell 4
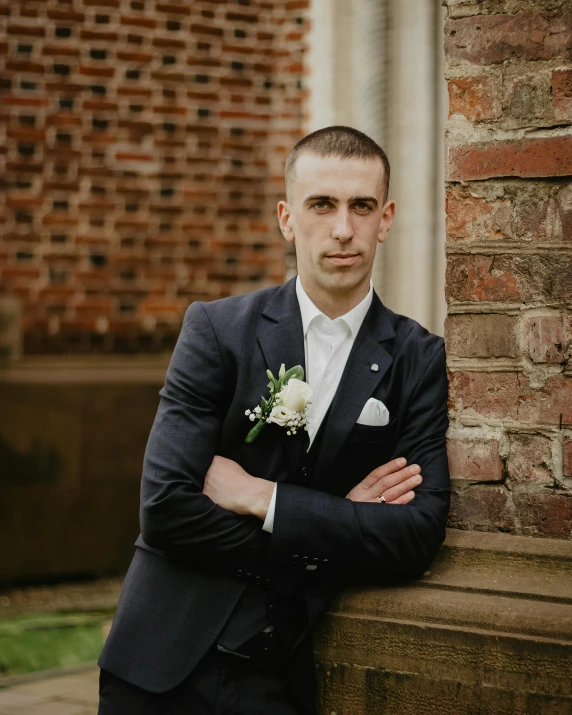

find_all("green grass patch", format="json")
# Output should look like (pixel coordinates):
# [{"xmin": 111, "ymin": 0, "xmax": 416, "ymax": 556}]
[{"xmin": 0, "ymin": 611, "xmax": 110, "ymax": 676}]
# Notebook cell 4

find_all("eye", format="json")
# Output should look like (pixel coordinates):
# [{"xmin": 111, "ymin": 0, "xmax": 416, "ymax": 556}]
[
  {"xmin": 354, "ymin": 202, "xmax": 372, "ymax": 212},
  {"xmin": 310, "ymin": 201, "xmax": 329, "ymax": 210}
]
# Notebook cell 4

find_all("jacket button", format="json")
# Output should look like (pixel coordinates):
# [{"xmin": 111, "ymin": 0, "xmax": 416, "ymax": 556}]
[
  {"xmin": 292, "ymin": 555, "xmax": 299, "ymax": 562},
  {"xmin": 236, "ymin": 569, "xmax": 243, "ymax": 578}
]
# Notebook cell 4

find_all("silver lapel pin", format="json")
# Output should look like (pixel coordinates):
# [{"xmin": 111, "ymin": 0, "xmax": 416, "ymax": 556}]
[{"xmin": 371, "ymin": 363, "xmax": 379, "ymax": 372}]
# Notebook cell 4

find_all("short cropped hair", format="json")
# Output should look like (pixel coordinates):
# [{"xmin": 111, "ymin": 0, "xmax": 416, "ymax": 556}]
[{"xmin": 285, "ymin": 125, "xmax": 391, "ymax": 202}]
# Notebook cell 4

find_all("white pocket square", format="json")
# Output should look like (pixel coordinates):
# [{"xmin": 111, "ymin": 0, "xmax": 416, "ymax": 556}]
[{"xmin": 357, "ymin": 397, "xmax": 390, "ymax": 427}]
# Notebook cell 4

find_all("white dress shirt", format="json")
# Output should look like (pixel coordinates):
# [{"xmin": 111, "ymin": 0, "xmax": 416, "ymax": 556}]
[{"xmin": 262, "ymin": 276, "xmax": 373, "ymax": 533}]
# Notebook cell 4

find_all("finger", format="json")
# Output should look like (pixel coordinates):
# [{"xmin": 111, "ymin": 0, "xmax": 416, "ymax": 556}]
[
  {"xmin": 358, "ymin": 458, "xmax": 407, "ymax": 490},
  {"xmin": 372, "ymin": 463, "xmax": 420, "ymax": 496},
  {"xmin": 360, "ymin": 464, "xmax": 420, "ymax": 500},
  {"xmin": 382, "ymin": 474, "xmax": 422, "ymax": 503},
  {"xmin": 387, "ymin": 490, "xmax": 415, "ymax": 505}
]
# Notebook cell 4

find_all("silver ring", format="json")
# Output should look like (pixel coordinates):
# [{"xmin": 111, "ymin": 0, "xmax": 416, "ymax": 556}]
[{"xmin": 377, "ymin": 494, "xmax": 386, "ymax": 503}]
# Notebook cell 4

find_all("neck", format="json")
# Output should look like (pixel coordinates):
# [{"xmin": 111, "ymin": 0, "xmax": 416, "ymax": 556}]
[{"xmin": 300, "ymin": 277, "xmax": 371, "ymax": 320}]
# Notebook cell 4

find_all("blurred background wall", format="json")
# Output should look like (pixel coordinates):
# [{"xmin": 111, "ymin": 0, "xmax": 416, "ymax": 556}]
[{"xmin": 0, "ymin": 0, "xmax": 448, "ymax": 584}]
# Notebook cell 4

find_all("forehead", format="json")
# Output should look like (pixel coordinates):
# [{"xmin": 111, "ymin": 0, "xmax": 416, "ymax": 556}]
[{"xmin": 291, "ymin": 153, "xmax": 385, "ymax": 201}]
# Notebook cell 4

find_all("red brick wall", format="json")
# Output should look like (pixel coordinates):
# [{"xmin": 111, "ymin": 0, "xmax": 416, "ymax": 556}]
[
  {"xmin": 0, "ymin": 0, "xmax": 309, "ymax": 354},
  {"xmin": 444, "ymin": 0, "xmax": 572, "ymax": 538}
]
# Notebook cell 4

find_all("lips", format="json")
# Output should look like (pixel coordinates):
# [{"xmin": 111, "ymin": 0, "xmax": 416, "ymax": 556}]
[{"xmin": 326, "ymin": 253, "xmax": 360, "ymax": 266}]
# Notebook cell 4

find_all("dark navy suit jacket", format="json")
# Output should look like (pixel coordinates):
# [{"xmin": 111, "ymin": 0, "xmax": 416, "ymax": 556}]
[{"xmin": 98, "ymin": 277, "xmax": 450, "ymax": 702}]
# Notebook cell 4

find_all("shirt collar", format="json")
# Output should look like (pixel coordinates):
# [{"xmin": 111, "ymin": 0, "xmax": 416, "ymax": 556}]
[{"xmin": 295, "ymin": 275, "xmax": 373, "ymax": 338}]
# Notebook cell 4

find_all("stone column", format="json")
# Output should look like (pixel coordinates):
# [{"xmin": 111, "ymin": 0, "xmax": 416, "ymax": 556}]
[
  {"xmin": 444, "ymin": 0, "xmax": 572, "ymax": 538},
  {"xmin": 383, "ymin": 0, "xmax": 439, "ymax": 331}
]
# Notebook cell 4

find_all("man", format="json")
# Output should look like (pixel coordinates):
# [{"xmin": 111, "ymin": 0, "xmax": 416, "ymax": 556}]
[{"xmin": 98, "ymin": 126, "xmax": 450, "ymax": 714}]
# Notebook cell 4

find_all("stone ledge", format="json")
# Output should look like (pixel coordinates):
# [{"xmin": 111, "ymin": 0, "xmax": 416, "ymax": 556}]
[
  {"xmin": 314, "ymin": 528, "xmax": 572, "ymax": 714},
  {"xmin": 0, "ymin": 355, "xmax": 171, "ymax": 385}
]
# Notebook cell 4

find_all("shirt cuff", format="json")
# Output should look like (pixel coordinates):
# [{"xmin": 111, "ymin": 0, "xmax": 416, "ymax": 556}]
[{"xmin": 262, "ymin": 484, "xmax": 277, "ymax": 533}]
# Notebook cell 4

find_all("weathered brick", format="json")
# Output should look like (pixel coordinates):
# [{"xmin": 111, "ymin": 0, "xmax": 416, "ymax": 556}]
[
  {"xmin": 447, "ymin": 437, "xmax": 503, "ymax": 481},
  {"xmin": 527, "ymin": 315, "xmax": 564, "ymax": 363},
  {"xmin": 558, "ymin": 182, "xmax": 572, "ymax": 241},
  {"xmin": 513, "ymin": 187, "xmax": 558, "ymax": 242},
  {"xmin": 446, "ymin": 254, "xmax": 572, "ymax": 304},
  {"xmin": 448, "ymin": 75, "xmax": 502, "ymax": 121},
  {"xmin": 564, "ymin": 438, "xmax": 572, "ymax": 478},
  {"xmin": 445, "ymin": 11, "xmax": 572, "ymax": 65},
  {"xmin": 447, "ymin": 136, "xmax": 572, "ymax": 181},
  {"xmin": 446, "ymin": 190, "xmax": 511, "ymax": 242},
  {"xmin": 446, "ymin": 255, "xmax": 520, "ymax": 303},
  {"xmin": 448, "ymin": 485, "xmax": 515, "ymax": 533},
  {"xmin": 505, "ymin": 72, "xmax": 553, "ymax": 127},
  {"xmin": 514, "ymin": 493, "xmax": 572, "ymax": 538},
  {"xmin": 553, "ymin": 69, "xmax": 572, "ymax": 121},
  {"xmin": 449, "ymin": 371, "xmax": 572, "ymax": 426},
  {"xmin": 445, "ymin": 313, "xmax": 518, "ymax": 358},
  {"xmin": 507, "ymin": 433, "xmax": 553, "ymax": 484}
]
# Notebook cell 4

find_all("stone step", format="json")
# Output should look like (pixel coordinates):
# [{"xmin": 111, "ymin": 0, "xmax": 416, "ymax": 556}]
[
  {"xmin": 424, "ymin": 529, "xmax": 572, "ymax": 603},
  {"xmin": 314, "ymin": 529, "xmax": 572, "ymax": 715}
]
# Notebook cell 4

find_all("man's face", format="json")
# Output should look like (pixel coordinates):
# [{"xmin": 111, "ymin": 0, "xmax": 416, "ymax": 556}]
[{"xmin": 278, "ymin": 153, "xmax": 395, "ymax": 305}]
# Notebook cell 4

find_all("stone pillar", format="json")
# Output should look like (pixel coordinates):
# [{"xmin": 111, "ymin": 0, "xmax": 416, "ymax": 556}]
[{"xmin": 443, "ymin": 0, "xmax": 572, "ymax": 538}]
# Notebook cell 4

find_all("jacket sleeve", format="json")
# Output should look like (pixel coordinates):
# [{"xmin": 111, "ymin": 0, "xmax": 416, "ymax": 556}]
[
  {"xmin": 270, "ymin": 343, "xmax": 450, "ymax": 579},
  {"xmin": 139, "ymin": 302, "xmax": 270, "ymax": 566}
]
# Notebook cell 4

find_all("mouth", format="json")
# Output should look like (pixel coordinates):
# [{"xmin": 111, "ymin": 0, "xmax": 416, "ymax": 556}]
[{"xmin": 325, "ymin": 253, "xmax": 360, "ymax": 267}]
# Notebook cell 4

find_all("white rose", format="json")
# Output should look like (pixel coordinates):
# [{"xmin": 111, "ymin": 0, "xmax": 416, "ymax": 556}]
[
  {"xmin": 268, "ymin": 404, "xmax": 297, "ymax": 427},
  {"xmin": 278, "ymin": 378, "xmax": 312, "ymax": 413}
]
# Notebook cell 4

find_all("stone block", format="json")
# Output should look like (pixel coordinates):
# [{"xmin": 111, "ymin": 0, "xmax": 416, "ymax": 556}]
[{"xmin": 445, "ymin": 313, "xmax": 518, "ymax": 358}]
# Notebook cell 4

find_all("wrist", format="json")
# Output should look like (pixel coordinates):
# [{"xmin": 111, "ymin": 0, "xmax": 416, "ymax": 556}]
[{"xmin": 248, "ymin": 478, "xmax": 274, "ymax": 521}]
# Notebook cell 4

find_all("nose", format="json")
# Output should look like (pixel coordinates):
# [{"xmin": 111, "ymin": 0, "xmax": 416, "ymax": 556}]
[{"xmin": 332, "ymin": 209, "xmax": 354, "ymax": 243}]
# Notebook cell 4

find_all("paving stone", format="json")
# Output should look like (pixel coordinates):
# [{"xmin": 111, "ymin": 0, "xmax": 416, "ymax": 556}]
[
  {"xmin": 0, "ymin": 698, "xmax": 93, "ymax": 715},
  {"xmin": 0, "ymin": 694, "xmax": 44, "ymax": 709},
  {"xmin": 7, "ymin": 670, "xmax": 99, "ymax": 701}
]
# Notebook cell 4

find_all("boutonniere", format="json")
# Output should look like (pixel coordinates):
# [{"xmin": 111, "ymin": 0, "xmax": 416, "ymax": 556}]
[{"xmin": 245, "ymin": 364, "xmax": 312, "ymax": 443}]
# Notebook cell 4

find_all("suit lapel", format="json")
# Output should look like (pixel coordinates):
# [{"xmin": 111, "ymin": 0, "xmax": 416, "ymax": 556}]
[
  {"xmin": 311, "ymin": 293, "xmax": 395, "ymax": 490},
  {"xmin": 257, "ymin": 278, "xmax": 307, "ymax": 477}
]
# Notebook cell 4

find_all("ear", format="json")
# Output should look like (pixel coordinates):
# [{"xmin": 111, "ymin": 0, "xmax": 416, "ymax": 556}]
[
  {"xmin": 277, "ymin": 200, "xmax": 295, "ymax": 243},
  {"xmin": 377, "ymin": 199, "xmax": 396, "ymax": 244}
]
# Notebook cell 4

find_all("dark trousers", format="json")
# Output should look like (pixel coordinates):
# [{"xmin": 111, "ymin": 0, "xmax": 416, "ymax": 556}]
[{"xmin": 98, "ymin": 648, "xmax": 311, "ymax": 715}]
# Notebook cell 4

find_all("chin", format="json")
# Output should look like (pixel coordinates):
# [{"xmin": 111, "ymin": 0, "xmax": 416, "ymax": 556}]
[{"xmin": 324, "ymin": 273, "xmax": 365, "ymax": 293}]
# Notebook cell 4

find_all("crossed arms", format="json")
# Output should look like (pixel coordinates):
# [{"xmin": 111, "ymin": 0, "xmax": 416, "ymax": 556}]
[{"xmin": 140, "ymin": 302, "xmax": 450, "ymax": 578}]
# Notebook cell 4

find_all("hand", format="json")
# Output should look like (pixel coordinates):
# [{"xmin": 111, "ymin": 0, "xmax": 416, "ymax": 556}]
[
  {"xmin": 203, "ymin": 456, "xmax": 274, "ymax": 521},
  {"xmin": 346, "ymin": 458, "xmax": 422, "ymax": 505}
]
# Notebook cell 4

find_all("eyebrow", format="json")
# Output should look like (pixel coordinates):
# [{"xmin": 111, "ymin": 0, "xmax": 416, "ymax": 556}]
[{"xmin": 303, "ymin": 194, "xmax": 379, "ymax": 207}]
